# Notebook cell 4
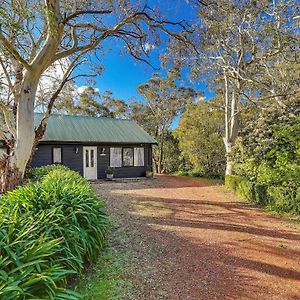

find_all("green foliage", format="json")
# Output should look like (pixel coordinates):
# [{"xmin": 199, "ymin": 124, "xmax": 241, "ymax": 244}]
[
  {"xmin": 175, "ymin": 99, "xmax": 226, "ymax": 177},
  {"xmin": 55, "ymin": 87, "xmax": 128, "ymax": 118},
  {"xmin": 0, "ymin": 166, "xmax": 107, "ymax": 299},
  {"xmin": 106, "ymin": 166, "xmax": 114, "ymax": 175},
  {"xmin": 229, "ymin": 104, "xmax": 300, "ymax": 214},
  {"xmin": 159, "ymin": 132, "xmax": 182, "ymax": 174},
  {"xmin": 226, "ymin": 175, "xmax": 300, "ymax": 214},
  {"xmin": 28, "ymin": 163, "xmax": 70, "ymax": 181},
  {"xmin": 225, "ymin": 175, "xmax": 244, "ymax": 193},
  {"xmin": 75, "ymin": 248, "xmax": 132, "ymax": 300},
  {"xmin": 267, "ymin": 186, "xmax": 300, "ymax": 214},
  {"xmin": 176, "ymin": 170, "xmax": 189, "ymax": 176},
  {"xmin": 131, "ymin": 73, "xmax": 197, "ymax": 173}
]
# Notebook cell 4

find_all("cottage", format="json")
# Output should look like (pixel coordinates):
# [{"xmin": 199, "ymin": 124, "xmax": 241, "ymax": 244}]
[{"xmin": 29, "ymin": 114, "xmax": 156, "ymax": 179}]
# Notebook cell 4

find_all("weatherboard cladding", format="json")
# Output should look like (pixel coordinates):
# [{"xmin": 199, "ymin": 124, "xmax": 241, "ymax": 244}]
[
  {"xmin": 31, "ymin": 144, "xmax": 151, "ymax": 179},
  {"xmin": 34, "ymin": 113, "xmax": 157, "ymax": 144}
]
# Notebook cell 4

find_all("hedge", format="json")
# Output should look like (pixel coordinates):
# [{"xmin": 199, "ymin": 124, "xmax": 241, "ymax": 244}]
[
  {"xmin": 0, "ymin": 165, "xmax": 108, "ymax": 299},
  {"xmin": 225, "ymin": 175, "xmax": 300, "ymax": 214}
]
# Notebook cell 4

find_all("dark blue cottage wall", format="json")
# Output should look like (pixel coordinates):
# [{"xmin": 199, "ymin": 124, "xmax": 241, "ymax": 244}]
[
  {"xmin": 31, "ymin": 143, "xmax": 152, "ymax": 179},
  {"xmin": 31, "ymin": 144, "xmax": 84, "ymax": 175}
]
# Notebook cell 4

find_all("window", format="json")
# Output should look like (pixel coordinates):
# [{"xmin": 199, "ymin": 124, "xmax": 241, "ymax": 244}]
[
  {"xmin": 134, "ymin": 147, "xmax": 144, "ymax": 166},
  {"xmin": 85, "ymin": 149, "xmax": 89, "ymax": 167},
  {"xmin": 53, "ymin": 147, "xmax": 62, "ymax": 164},
  {"xmin": 110, "ymin": 148, "xmax": 122, "ymax": 167},
  {"xmin": 90, "ymin": 149, "xmax": 95, "ymax": 167},
  {"xmin": 123, "ymin": 148, "xmax": 134, "ymax": 167}
]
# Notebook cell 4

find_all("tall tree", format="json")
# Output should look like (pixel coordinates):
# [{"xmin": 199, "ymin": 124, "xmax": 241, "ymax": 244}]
[
  {"xmin": 55, "ymin": 87, "xmax": 128, "ymax": 118},
  {"xmin": 0, "ymin": 0, "xmax": 191, "ymax": 192},
  {"xmin": 175, "ymin": 98, "xmax": 225, "ymax": 177},
  {"xmin": 164, "ymin": 0, "xmax": 300, "ymax": 175},
  {"xmin": 131, "ymin": 73, "xmax": 197, "ymax": 173}
]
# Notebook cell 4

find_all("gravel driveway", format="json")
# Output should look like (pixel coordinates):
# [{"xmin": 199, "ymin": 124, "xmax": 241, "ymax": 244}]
[{"xmin": 92, "ymin": 175, "xmax": 300, "ymax": 300}]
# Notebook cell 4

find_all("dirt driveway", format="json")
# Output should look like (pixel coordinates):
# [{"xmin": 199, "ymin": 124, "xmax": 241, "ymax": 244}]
[{"xmin": 92, "ymin": 175, "xmax": 300, "ymax": 300}]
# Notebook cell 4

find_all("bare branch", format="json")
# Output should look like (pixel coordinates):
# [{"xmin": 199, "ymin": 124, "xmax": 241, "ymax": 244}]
[
  {"xmin": 62, "ymin": 9, "xmax": 112, "ymax": 24},
  {"xmin": 0, "ymin": 103, "xmax": 16, "ymax": 139},
  {"xmin": 0, "ymin": 31, "xmax": 31, "ymax": 70}
]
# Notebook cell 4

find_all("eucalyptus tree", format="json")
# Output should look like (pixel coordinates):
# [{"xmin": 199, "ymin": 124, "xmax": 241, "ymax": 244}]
[
  {"xmin": 0, "ymin": 0, "xmax": 191, "ymax": 191},
  {"xmin": 165, "ymin": 0, "xmax": 300, "ymax": 175},
  {"xmin": 175, "ymin": 98, "xmax": 225, "ymax": 177},
  {"xmin": 55, "ymin": 87, "xmax": 128, "ymax": 118},
  {"xmin": 133, "ymin": 74, "xmax": 197, "ymax": 173}
]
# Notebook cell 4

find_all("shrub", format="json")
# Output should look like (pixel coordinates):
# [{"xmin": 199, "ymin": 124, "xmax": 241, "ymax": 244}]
[
  {"xmin": 27, "ymin": 164, "xmax": 70, "ymax": 181},
  {"xmin": 236, "ymin": 180, "xmax": 255, "ymax": 202},
  {"xmin": 267, "ymin": 186, "xmax": 299, "ymax": 214},
  {"xmin": 225, "ymin": 175, "xmax": 243, "ymax": 192},
  {"xmin": 226, "ymin": 175, "xmax": 299, "ymax": 214},
  {"xmin": 253, "ymin": 184, "xmax": 268, "ymax": 206},
  {"xmin": 176, "ymin": 170, "xmax": 189, "ymax": 176},
  {"xmin": 0, "ymin": 166, "xmax": 107, "ymax": 299},
  {"xmin": 188, "ymin": 170, "xmax": 204, "ymax": 178}
]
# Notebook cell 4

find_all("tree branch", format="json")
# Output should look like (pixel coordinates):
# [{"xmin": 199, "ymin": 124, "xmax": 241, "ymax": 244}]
[
  {"xmin": 0, "ymin": 31, "xmax": 31, "ymax": 70},
  {"xmin": 0, "ymin": 103, "xmax": 16, "ymax": 139},
  {"xmin": 62, "ymin": 9, "xmax": 112, "ymax": 24}
]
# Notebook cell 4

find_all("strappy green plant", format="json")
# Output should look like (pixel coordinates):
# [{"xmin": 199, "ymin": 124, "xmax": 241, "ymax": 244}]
[{"xmin": 0, "ymin": 166, "xmax": 108, "ymax": 299}]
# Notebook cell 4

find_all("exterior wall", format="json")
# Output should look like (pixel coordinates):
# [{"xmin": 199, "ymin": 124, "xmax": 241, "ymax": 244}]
[
  {"xmin": 31, "ymin": 143, "xmax": 153, "ymax": 179},
  {"xmin": 31, "ymin": 144, "xmax": 84, "ymax": 175}
]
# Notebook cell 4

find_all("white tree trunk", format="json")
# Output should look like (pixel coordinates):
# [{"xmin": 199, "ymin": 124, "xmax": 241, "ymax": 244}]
[
  {"xmin": 224, "ymin": 141, "xmax": 233, "ymax": 175},
  {"xmin": 223, "ymin": 75, "xmax": 240, "ymax": 176},
  {"xmin": 8, "ymin": 71, "xmax": 38, "ymax": 180}
]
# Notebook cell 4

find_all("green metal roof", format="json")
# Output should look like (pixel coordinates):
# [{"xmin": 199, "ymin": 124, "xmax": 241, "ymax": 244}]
[{"xmin": 34, "ymin": 113, "xmax": 157, "ymax": 144}]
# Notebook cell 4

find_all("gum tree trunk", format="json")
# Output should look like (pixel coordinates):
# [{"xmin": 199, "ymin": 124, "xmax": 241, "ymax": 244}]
[
  {"xmin": 223, "ymin": 74, "xmax": 240, "ymax": 176},
  {"xmin": 0, "ymin": 71, "xmax": 38, "ymax": 192}
]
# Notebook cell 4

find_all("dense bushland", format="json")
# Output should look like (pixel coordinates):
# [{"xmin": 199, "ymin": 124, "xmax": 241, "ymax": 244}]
[
  {"xmin": 0, "ymin": 165, "xmax": 107, "ymax": 299},
  {"xmin": 227, "ymin": 106, "xmax": 300, "ymax": 214},
  {"xmin": 174, "ymin": 99, "xmax": 226, "ymax": 179}
]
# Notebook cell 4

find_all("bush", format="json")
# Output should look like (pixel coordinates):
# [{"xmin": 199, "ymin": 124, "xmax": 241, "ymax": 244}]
[
  {"xmin": 0, "ymin": 165, "xmax": 108, "ymax": 299},
  {"xmin": 236, "ymin": 180, "xmax": 255, "ymax": 202},
  {"xmin": 176, "ymin": 170, "xmax": 189, "ymax": 176},
  {"xmin": 27, "ymin": 163, "xmax": 70, "ymax": 181},
  {"xmin": 176, "ymin": 169, "xmax": 224, "ymax": 179},
  {"xmin": 253, "ymin": 184, "xmax": 268, "ymax": 206},
  {"xmin": 188, "ymin": 170, "xmax": 204, "ymax": 178},
  {"xmin": 226, "ymin": 175, "xmax": 299, "ymax": 214},
  {"xmin": 267, "ymin": 186, "xmax": 299, "ymax": 214},
  {"xmin": 225, "ymin": 175, "xmax": 244, "ymax": 192}
]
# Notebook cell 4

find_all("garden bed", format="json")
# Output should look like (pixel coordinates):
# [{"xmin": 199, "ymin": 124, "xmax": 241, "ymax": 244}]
[{"xmin": 0, "ymin": 165, "xmax": 108, "ymax": 299}]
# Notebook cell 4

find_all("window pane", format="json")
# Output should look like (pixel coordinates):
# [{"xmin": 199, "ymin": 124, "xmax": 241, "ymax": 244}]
[
  {"xmin": 110, "ymin": 148, "xmax": 122, "ymax": 167},
  {"xmin": 53, "ymin": 148, "xmax": 62, "ymax": 163},
  {"xmin": 85, "ymin": 149, "xmax": 89, "ymax": 167},
  {"xmin": 123, "ymin": 148, "xmax": 134, "ymax": 167},
  {"xmin": 90, "ymin": 149, "xmax": 94, "ymax": 167},
  {"xmin": 134, "ymin": 147, "xmax": 144, "ymax": 166}
]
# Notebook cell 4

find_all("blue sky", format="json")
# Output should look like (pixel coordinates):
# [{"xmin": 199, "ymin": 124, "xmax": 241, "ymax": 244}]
[{"xmin": 76, "ymin": 1, "xmax": 215, "ymax": 106}]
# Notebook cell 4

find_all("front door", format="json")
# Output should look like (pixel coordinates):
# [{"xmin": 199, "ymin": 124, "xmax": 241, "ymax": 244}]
[{"xmin": 83, "ymin": 146, "xmax": 97, "ymax": 180}]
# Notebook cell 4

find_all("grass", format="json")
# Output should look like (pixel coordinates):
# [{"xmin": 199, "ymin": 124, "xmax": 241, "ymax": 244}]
[
  {"xmin": 75, "ymin": 241, "xmax": 132, "ymax": 300},
  {"xmin": 74, "ymin": 220, "xmax": 134, "ymax": 300},
  {"xmin": 74, "ymin": 247, "xmax": 132, "ymax": 300}
]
